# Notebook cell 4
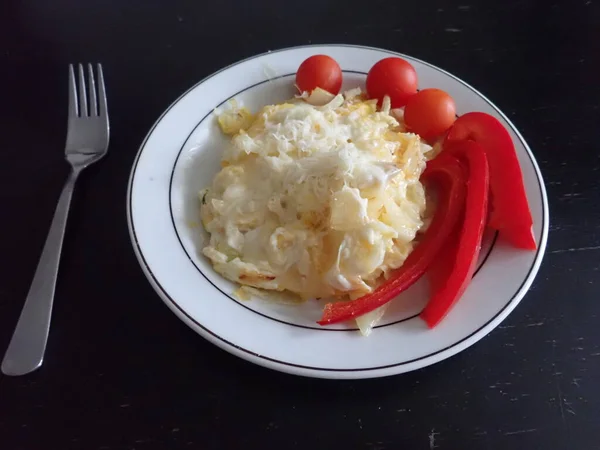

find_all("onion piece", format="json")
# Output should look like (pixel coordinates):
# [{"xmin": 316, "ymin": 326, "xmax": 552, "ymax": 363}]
[
  {"xmin": 305, "ymin": 87, "xmax": 336, "ymax": 106},
  {"xmin": 355, "ymin": 304, "xmax": 389, "ymax": 337}
]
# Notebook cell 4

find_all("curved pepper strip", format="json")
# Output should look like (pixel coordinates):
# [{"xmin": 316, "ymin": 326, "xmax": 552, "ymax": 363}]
[
  {"xmin": 445, "ymin": 112, "xmax": 535, "ymax": 250},
  {"xmin": 427, "ymin": 227, "xmax": 460, "ymax": 294},
  {"xmin": 317, "ymin": 156, "xmax": 467, "ymax": 326},
  {"xmin": 420, "ymin": 140, "xmax": 490, "ymax": 328}
]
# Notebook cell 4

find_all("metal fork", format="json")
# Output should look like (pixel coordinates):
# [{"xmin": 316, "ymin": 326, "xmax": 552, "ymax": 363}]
[{"xmin": 2, "ymin": 64, "xmax": 109, "ymax": 376}]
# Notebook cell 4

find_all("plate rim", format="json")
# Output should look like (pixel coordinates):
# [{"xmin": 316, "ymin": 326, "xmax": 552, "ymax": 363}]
[{"xmin": 126, "ymin": 44, "xmax": 549, "ymax": 379}]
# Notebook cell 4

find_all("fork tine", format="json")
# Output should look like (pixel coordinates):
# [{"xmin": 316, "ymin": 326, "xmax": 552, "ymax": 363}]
[
  {"xmin": 97, "ymin": 64, "xmax": 108, "ymax": 118},
  {"xmin": 68, "ymin": 64, "xmax": 78, "ymax": 117},
  {"xmin": 87, "ymin": 64, "xmax": 97, "ymax": 116},
  {"xmin": 78, "ymin": 64, "xmax": 88, "ymax": 117}
]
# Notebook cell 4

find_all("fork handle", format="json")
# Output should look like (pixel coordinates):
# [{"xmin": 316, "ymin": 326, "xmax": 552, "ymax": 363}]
[{"xmin": 2, "ymin": 169, "xmax": 80, "ymax": 376}]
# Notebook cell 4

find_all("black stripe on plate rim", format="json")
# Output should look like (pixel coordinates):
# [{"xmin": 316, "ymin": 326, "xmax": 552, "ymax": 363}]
[{"xmin": 166, "ymin": 70, "xmax": 499, "ymax": 332}]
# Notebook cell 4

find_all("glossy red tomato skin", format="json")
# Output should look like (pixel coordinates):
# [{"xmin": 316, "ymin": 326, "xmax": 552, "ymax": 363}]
[
  {"xmin": 404, "ymin": 88, "xmax": 456, "ymax": 139},
  {"xmin": 295, "ymin": 55, "xmax": 343, "ymax": 95},
  {"xmin": 366, "ymin": 57, "xmax": 418, "ymax": 108}
]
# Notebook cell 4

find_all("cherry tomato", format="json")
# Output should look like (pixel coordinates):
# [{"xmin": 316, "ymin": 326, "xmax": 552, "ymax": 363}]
[
  {"xmin": 295, "ymin": 55, "xmax": 343, "ymax": 95},
  {"xmin": 366, "ymin": 57, "xmax": 418, "ymax": 108},
  {"xmin": 404, "ymin": 88, "xmax": 456, "ymax": 139}
]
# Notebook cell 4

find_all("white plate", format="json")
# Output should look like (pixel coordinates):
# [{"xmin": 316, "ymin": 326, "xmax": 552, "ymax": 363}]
[{"xmin": 127, "ymin": 45, "xmax": 548, "ymax": 379}]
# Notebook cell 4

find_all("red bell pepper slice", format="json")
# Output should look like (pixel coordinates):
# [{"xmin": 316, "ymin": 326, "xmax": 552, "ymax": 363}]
[
  {"xmin": 445, "ymin": 112, "xmax": 536, "ymax": 250},
  {"xmin": 317, "ymin": 155, "xmax": 467, "ymax": 326},
  {"xmin": 421, "ymin": 140, "xmax": 490, "ymax": 328},
  {"xmin": 427, "ymin": 228, "xmax": 459, "ymax": 294}
]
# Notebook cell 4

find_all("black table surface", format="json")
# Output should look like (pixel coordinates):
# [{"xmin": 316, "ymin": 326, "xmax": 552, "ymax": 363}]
[{"xmin": 2, "ymin": 1, "xmax": 600, "ymax": 449}]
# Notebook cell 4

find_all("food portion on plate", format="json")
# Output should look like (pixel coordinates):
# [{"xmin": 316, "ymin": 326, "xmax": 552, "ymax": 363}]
[
  {"xmin": 202, "ymin": 88, "xmax": 430, "ymax": 306},
  {"xmin": 199, "ymin": 54, "xmax": 536, "ymax": 335}
]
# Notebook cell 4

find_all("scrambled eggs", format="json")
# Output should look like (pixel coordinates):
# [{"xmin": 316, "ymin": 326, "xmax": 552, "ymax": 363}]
[{"xmin": 200, "ymin": 89, "xmax": 431, "ymax": 300}]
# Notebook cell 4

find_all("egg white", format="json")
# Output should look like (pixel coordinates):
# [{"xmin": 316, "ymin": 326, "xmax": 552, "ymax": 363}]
[{"xmin": 201, "ymin": 90, "xmax": 431, "ymax": 301}]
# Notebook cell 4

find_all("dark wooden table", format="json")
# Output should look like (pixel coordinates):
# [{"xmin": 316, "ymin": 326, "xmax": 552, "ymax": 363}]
[{"xmin": 2, "ymin": 1, "xmax": 599, "ymax": 448}]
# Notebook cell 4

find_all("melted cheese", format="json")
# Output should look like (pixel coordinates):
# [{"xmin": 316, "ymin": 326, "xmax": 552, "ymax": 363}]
[{"xmin": 201, "ymin": 90, "xmax": 431, "ymax": 300}]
